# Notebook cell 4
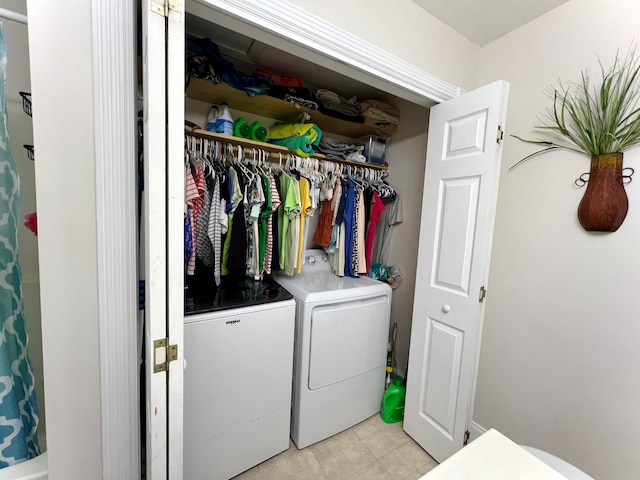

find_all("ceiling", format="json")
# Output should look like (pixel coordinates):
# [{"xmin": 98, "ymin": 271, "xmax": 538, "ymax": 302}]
[{"xmin": 412, "ymin": 0, "xmax": 570, "ymax": 46}]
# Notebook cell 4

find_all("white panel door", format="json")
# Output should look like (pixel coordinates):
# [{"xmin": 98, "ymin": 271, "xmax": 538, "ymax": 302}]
[
  {"xmin": 404, "ymin": 80, "xmax": 509, "ymax": 462},
  {"xmin": 142, "ymin": 1, "xmax": 185, "ymax": 478}
]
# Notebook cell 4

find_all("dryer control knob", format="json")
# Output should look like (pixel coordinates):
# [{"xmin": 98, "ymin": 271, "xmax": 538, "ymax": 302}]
[{"xmin": 442, "ymin": 305, "xmax": 451, "ymax": 313}]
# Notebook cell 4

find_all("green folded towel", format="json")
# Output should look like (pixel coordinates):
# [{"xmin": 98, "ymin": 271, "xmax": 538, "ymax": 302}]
[
  {"xmin": 266, "ymin": 123, "xmax": 322, "ymax": 157},
  {"xmin": 250, "ymin": 121, "xmax": 268, "ymax": 142},
  {"xmin": 233, "ymin": 117, "xmax": 251, "ymax": 139}
]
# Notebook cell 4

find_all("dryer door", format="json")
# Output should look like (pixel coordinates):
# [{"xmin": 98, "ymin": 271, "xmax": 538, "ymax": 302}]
[{"xmin": 308, "ymin": 295, "xmax": 390, "ymax": 390}]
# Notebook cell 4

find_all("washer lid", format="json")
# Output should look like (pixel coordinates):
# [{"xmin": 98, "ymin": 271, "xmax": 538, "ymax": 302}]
[
  {"xmin": 272, "ymin": 268, "xmax": 391, "ymax": 303},
  {"xmin": 184, "ymin": 276, "xmax": 293, "ymax": 316}
]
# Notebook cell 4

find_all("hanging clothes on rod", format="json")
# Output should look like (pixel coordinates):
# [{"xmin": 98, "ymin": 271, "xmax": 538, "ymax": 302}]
[{"xmin": 183, "ymin": 133, "xmax": 396, "ymax": 286}]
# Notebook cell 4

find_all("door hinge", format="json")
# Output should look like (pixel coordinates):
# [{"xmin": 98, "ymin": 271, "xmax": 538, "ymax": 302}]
[
  {"xmin": 151, "ymin": 0, "xmax": 178, "ymax": 16},
  {"xmin": 497, "ymin": 125, "xmax": 504, "ymax": 144},
  {"xmin": 153, "ymin": 338, "xmax": 178, "ymax": 373},
  {"xmin": 479, "ymin": 286, "xmax": 487, "ymax": 303},
  {"xmin": 463, "ymin": 430, "xmax": 470, "ymax": 446}
]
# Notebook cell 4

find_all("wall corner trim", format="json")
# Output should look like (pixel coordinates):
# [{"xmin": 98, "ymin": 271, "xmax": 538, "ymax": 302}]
[
  {"xmin": 92, "ymin": 0, "xmax": 140, "ymax": 477},
  {"xmin": 468, "ymin": 421, "xmax": 487, "ymax": 443}
]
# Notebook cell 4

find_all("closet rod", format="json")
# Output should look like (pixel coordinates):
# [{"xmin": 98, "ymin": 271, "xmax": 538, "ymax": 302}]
[
  {"xmin": 186, "ymin": 128, "xmax": 388, "ymax": 171},
  {"xmin": 0, "ymin": 8, "xmax": 27, "ymax": 25}
]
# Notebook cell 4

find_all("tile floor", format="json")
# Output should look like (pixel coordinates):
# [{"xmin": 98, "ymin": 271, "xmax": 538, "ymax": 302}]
[{"xmin": 233, "ymin": 414, "xmax": 438, "ymax": 480}]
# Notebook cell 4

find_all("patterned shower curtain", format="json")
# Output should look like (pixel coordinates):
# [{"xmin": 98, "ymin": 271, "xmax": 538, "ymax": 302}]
[{"xmin": 0, "ymin": 24, "xmax": 40, "ymax": 467}]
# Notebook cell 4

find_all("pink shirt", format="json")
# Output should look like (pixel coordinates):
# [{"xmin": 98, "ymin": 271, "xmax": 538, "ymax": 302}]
[{"xmin": 366, "ymin": 192, "xmax": 385, "ymax": 271}]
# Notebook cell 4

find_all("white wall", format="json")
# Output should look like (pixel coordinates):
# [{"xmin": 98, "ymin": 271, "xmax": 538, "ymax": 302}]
[
  {"xmin": 383, "ymin": 99, "xmax": 429, "ymax": 374},
  {"xmin": 475, "ymin": 1, "xmax": 640, "ymax": 478},
  {"xmin": 27, "ymin": 0, "xmax": 104, "ymax": 478},
  {"xmin": 287, "ymin": 0, "xmax": 479, "ymax": 92}
]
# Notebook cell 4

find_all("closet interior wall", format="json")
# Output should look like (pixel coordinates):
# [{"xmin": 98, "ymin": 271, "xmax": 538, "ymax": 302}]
[{"xmin": 184, "ymin": 12, "xmax": 430, "ymax": 373}]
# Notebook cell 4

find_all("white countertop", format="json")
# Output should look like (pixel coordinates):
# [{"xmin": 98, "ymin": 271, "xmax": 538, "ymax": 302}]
[{"xmin": 419, "ymin": 429, "xmax": 569, "ymax": 480}]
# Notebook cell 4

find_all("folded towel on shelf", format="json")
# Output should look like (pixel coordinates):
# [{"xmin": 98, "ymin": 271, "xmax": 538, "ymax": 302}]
[
  {"xmin": 359, "ymin": 99, "xmax": 400, "ymax": 136},
  {"xmin": 250, "ymin": 121, "xmax": 268, "ymax": 142},
  {"xmin": 359, "ymin": 99, "xmax": 400, "ymax": 117},
  {"xmin": 315, "ymin": 89, "xmax": 341, "ymax": 103},
  {"xmin": 267, "ymin": 123, "xmax": 322, "ymax": 157},
  {"xmin": 233, "ymin": 117, "xmax": 251, "ymax": 139},
  {"xmin": 318, "ymin": 136, "xmax": 366, "ymax": 162},
  {"xmin": 314, "ymin": 89, "xmax": 363, "ymax": 122},
  {"xmin": 360, "ymin": 106, "xmax": 400, "ymax": 125},
  {"xmin": 346, "ymin": 151, "xmax": 367, "ymax": 163}
]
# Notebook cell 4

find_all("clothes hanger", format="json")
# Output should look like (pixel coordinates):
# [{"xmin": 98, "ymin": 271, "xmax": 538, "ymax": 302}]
[
  {"xmin": 254, "ymin": 149, "xmax": 268, "ymax": 175},
  {"xmin": 262, "ymin": 150, "xmax": 272, "ymax": 174},
  {"xmin": 187, "ymin": 137, "xmax": 202, "ymax": 170},
  {"xmin": 211, "ymin": 141, "xmax": 227, "ymax": 180},
  {"xmin": 199, "ymin": 138, "xmax": 212, "ymax": 178},
  {"xmin": 235, "ymin": 145, "xmax": 256, "ymax": 184}
]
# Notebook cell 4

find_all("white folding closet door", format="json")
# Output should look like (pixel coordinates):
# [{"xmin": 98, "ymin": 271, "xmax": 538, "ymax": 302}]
[
  {"xmin": 166, "ymin": 1, "xmax": 186, "ymax": 478},
  {"xmin": 142, "ymin": 1, "xmax": 185, "ymax": 479},
  {"xmin": 404, "ymin": 80, "xmax": 509, "ymax": 462}
]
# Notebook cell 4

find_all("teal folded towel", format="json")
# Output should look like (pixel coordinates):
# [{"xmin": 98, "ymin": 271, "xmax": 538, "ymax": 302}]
[
  {"xmin": 233, "ymin": 117, "xmax": 251, "ymax": 139},
  {"xmin": 250, "ymin": 121, "xmax": 268, "ymax": 142}
]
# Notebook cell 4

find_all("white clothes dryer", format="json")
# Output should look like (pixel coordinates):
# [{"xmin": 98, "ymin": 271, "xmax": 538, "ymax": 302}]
[{"xmin": 274, "ymin": 249, "xmax": 392, "ymax": 449}]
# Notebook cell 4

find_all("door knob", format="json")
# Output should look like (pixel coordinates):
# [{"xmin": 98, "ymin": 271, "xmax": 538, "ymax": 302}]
[{"xmin": 442, "ymin": 305, "xmax": 451, "ymax": 313}]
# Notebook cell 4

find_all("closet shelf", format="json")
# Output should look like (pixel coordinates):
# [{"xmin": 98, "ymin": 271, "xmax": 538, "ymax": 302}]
[
  {"xmin": 186, "ymin": 128, "xmax": 389, "ymax": 171},
  {"xmin": 186, "ymin": 79, "xmax": 381, "ymax": 140}
]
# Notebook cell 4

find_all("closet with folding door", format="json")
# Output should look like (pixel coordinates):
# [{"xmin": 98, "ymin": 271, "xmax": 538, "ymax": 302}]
[{"xmin": 141, "ymin": 0, "xmax": 509, "ymax": 476}]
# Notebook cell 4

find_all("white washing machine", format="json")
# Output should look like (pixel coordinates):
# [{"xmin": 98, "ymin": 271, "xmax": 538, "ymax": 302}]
[
  {"xmin": 183, "ymin": 278, "xmax": 296, "ymax": 480},
  {"xmin": 274, "ymin": 249, "xmax": 392, "ymax": 449}
]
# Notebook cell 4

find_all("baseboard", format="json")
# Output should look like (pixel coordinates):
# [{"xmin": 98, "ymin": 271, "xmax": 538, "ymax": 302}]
[{"xmin": 468, "ymin": 421, "xmax": 487, "ymax": 442}]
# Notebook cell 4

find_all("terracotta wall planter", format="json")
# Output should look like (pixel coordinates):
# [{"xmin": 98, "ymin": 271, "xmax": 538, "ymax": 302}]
[{"xmin": 577, "ymin": 153, "xmax": 628, "ymax": 232}]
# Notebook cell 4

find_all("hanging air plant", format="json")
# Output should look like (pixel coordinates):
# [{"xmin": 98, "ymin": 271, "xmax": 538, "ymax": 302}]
[{"xmin": 511, "ymin": 47, "xmax": 640, "ymax": 232}]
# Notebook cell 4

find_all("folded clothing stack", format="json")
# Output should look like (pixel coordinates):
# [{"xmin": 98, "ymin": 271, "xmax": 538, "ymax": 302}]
[
  {"xmin": 186, "ymin": 53, "xmax": 221, "ymax": 89},
  {"xmin": 267, "ymin": 85, "xmax": 318, "ymax": 111},
  {"xmin": 186, "ymin": 37, "xmax": 273, "ymax": 96},
  {"xmin": 254, "ymin": 67, "xmax": 304, "ymax": 88},
  {"xmin": 359, "ymin": 99, "xmax": 400, "ymax": 136},
  {"xmin": 267, "ymin": 123, "xmax": 323, "ymax": 157},
  {"xmin": 314, "ymin": 89, "xmax": 363, "ymax": 122},
  {"xmin": 318, "ymin": 136, "xmax": 366, "ymax": 163}
]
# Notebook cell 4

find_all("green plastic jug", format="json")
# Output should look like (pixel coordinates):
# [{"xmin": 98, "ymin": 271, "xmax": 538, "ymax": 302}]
[{"xmin": 380, "ymin": 375, "xmax": 405, "ymax": 423}]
